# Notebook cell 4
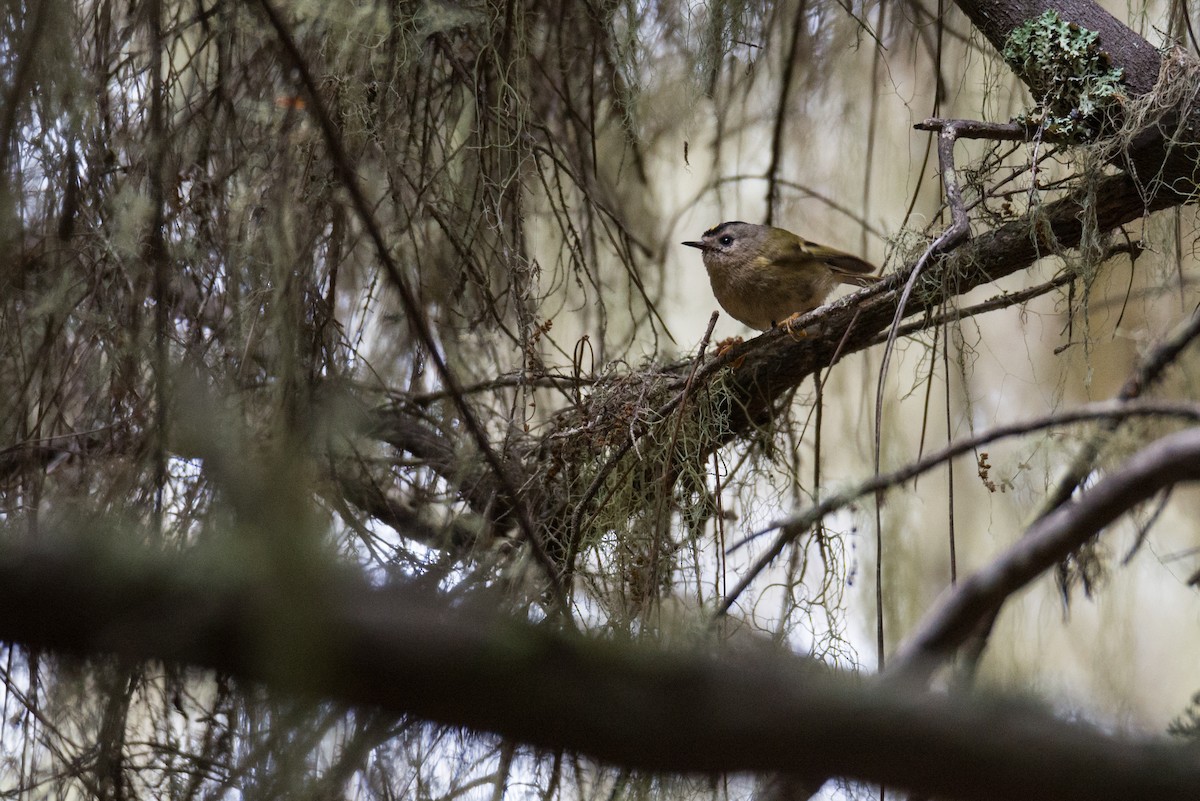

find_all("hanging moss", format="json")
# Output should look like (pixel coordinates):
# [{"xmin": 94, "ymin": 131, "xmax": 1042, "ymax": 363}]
[{"xmin": 1002, "ymin": 9, "xmax": 1126, "ymax": 141}]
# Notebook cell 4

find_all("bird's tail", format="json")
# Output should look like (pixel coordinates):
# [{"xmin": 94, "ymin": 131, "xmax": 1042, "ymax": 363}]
[
  {"xmin": 834, "ymin": 272, "xmax": 881, "ymax": 287},
  {"xmin": 809, "ymin": 245, "xmax": 877, "ymax": 281}
]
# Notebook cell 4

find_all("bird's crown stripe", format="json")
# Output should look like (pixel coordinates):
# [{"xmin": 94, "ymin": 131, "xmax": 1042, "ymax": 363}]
[{"xmin": 703, "ymin": 221, "xmax": 748, "ymax": 237}]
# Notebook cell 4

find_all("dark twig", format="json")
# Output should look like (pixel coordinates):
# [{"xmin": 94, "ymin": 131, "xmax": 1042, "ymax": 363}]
[
  {"xmin": 764, "ymin": 3, "xmax": 807, "ymax": 224},
  {"xmin": 644, "ymin": 312, "xmax": 721, "ymax": 597},
  {"xmin": 913, "ymin": 118, "xmax": 1032, "ymax": 141},
  {"xmin": 0, "ymin": 0, "xmax": 51, "ymax": 175},
  {"xmin": 658, "ymin": 312, "xmax": 720, "ymax": 499},
  {"xmin": 868, "ymin": 269, "xmax": 1078, "ymax": 345}
]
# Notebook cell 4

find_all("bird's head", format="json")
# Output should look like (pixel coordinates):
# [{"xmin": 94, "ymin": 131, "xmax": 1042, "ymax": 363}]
[{"xmin": 682, "ymin": 221, "xmax": 774, "ymax": 274}]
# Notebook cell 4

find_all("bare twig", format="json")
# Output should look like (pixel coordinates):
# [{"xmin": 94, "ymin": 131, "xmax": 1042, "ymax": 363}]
[
  {"xmin": 868, "ymin": 269, "xmax": 1078, "ymax": 345},
  {"xmin": 913, "ymin": 118, "xmax": 1032, "ymax": 141},
  {"xmin": 870, "ymin": 118, "xmax": 1019, "ymax": 664}
]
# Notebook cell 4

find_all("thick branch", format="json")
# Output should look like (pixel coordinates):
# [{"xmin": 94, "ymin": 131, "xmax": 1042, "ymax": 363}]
[
  {"xmin": 0, "ymin": 536, "xmax": 1198, "ymax": 801},
  {"xmin": 954, "ymin": 0, "xmax": 1162, "ymax": 95}
]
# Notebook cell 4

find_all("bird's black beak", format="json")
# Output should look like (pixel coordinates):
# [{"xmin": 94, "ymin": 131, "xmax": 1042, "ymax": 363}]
[{"xmin": 682, "ymin": 241, "xmax": 706, "ymax": 250}]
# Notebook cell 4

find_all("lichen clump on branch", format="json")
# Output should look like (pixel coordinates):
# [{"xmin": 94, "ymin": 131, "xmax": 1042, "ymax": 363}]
[{"xmin": 1002, "ymin": 9, "xmax": 1126, "ymax": 141}]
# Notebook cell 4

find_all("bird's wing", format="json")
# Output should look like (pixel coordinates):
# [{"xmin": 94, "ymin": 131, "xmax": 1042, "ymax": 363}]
[{"xmin": 777, "ymin": 238, "xmax": 877, "ymax": 276}]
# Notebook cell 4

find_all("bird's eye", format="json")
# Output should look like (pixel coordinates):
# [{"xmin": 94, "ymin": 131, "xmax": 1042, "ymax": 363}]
[{"xmin": 719, "ymin": 235, "xmax": 734, "ymax": 246}]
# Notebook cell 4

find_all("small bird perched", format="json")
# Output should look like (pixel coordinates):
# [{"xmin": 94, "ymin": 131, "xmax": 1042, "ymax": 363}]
[{"xmin": 682, "ymin": 221, "xmax": 879, "ymax": 332}]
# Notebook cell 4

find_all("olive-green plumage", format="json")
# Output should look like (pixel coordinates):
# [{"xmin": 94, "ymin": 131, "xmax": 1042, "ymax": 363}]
[{"xmin": 682, "ymin": 221, "xmax": 879, "ymax": 331}]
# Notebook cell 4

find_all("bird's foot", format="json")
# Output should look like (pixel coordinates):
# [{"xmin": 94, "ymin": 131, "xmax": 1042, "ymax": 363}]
[
  {"xmin": 777, "ymin": 314, "xmax": 809, "ymax": 340},
  {"xmin": 714, "ymin": 336, "xmax": 744, "ymax": 356},
  {"xmin": 713, "ymin": 336, "xmax": 745, "ymax": 368}
]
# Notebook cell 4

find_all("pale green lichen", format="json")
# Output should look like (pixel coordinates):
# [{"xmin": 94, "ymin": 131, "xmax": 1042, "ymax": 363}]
[{"xmin": 1002, "ymin": 9, "xmax": 1126, "ymax": 141}]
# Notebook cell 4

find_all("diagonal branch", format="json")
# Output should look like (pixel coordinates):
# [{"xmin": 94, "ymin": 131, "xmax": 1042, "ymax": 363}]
[
  {"xmin": 714, "ymin": 399, "xmax": 1200, "ymax": 616},
  {"xmin": 1038, "ymin": 308, "xmax": 1200, "ymax": 541},
  {"xmin": 951, "ymin": 0, "xmax": 1199, "ymax": 191},
  {"xmin": 891, "ymin": 426, "xmax": 1200, "ymax": 682}
]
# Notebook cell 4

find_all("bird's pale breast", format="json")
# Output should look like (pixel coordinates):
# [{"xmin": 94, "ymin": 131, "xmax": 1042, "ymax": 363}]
[{"xmin": 705, "ymin": 257, "xmax": 836, "ymax": 331}]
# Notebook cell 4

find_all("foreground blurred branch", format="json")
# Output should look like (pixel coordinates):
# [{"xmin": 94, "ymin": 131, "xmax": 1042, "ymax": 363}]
[{"xmin": 0, "ymin": 534, "xmax": 1197, "ymax": 801}]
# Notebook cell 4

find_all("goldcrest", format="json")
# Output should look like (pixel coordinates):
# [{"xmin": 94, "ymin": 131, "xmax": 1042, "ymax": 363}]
[{"xmin": 683, "ymin": 221, "xmax": 879, "ymax": 331}]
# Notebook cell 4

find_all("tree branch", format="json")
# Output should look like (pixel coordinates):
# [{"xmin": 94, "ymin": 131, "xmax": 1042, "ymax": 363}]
[
  {"xmin": 715, "ymin": 399, "xmax": 1200, "ymax": 615},
  {"xmin": 951, "ymin": 0, "xmax": 1199, "ymax": 191}
]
